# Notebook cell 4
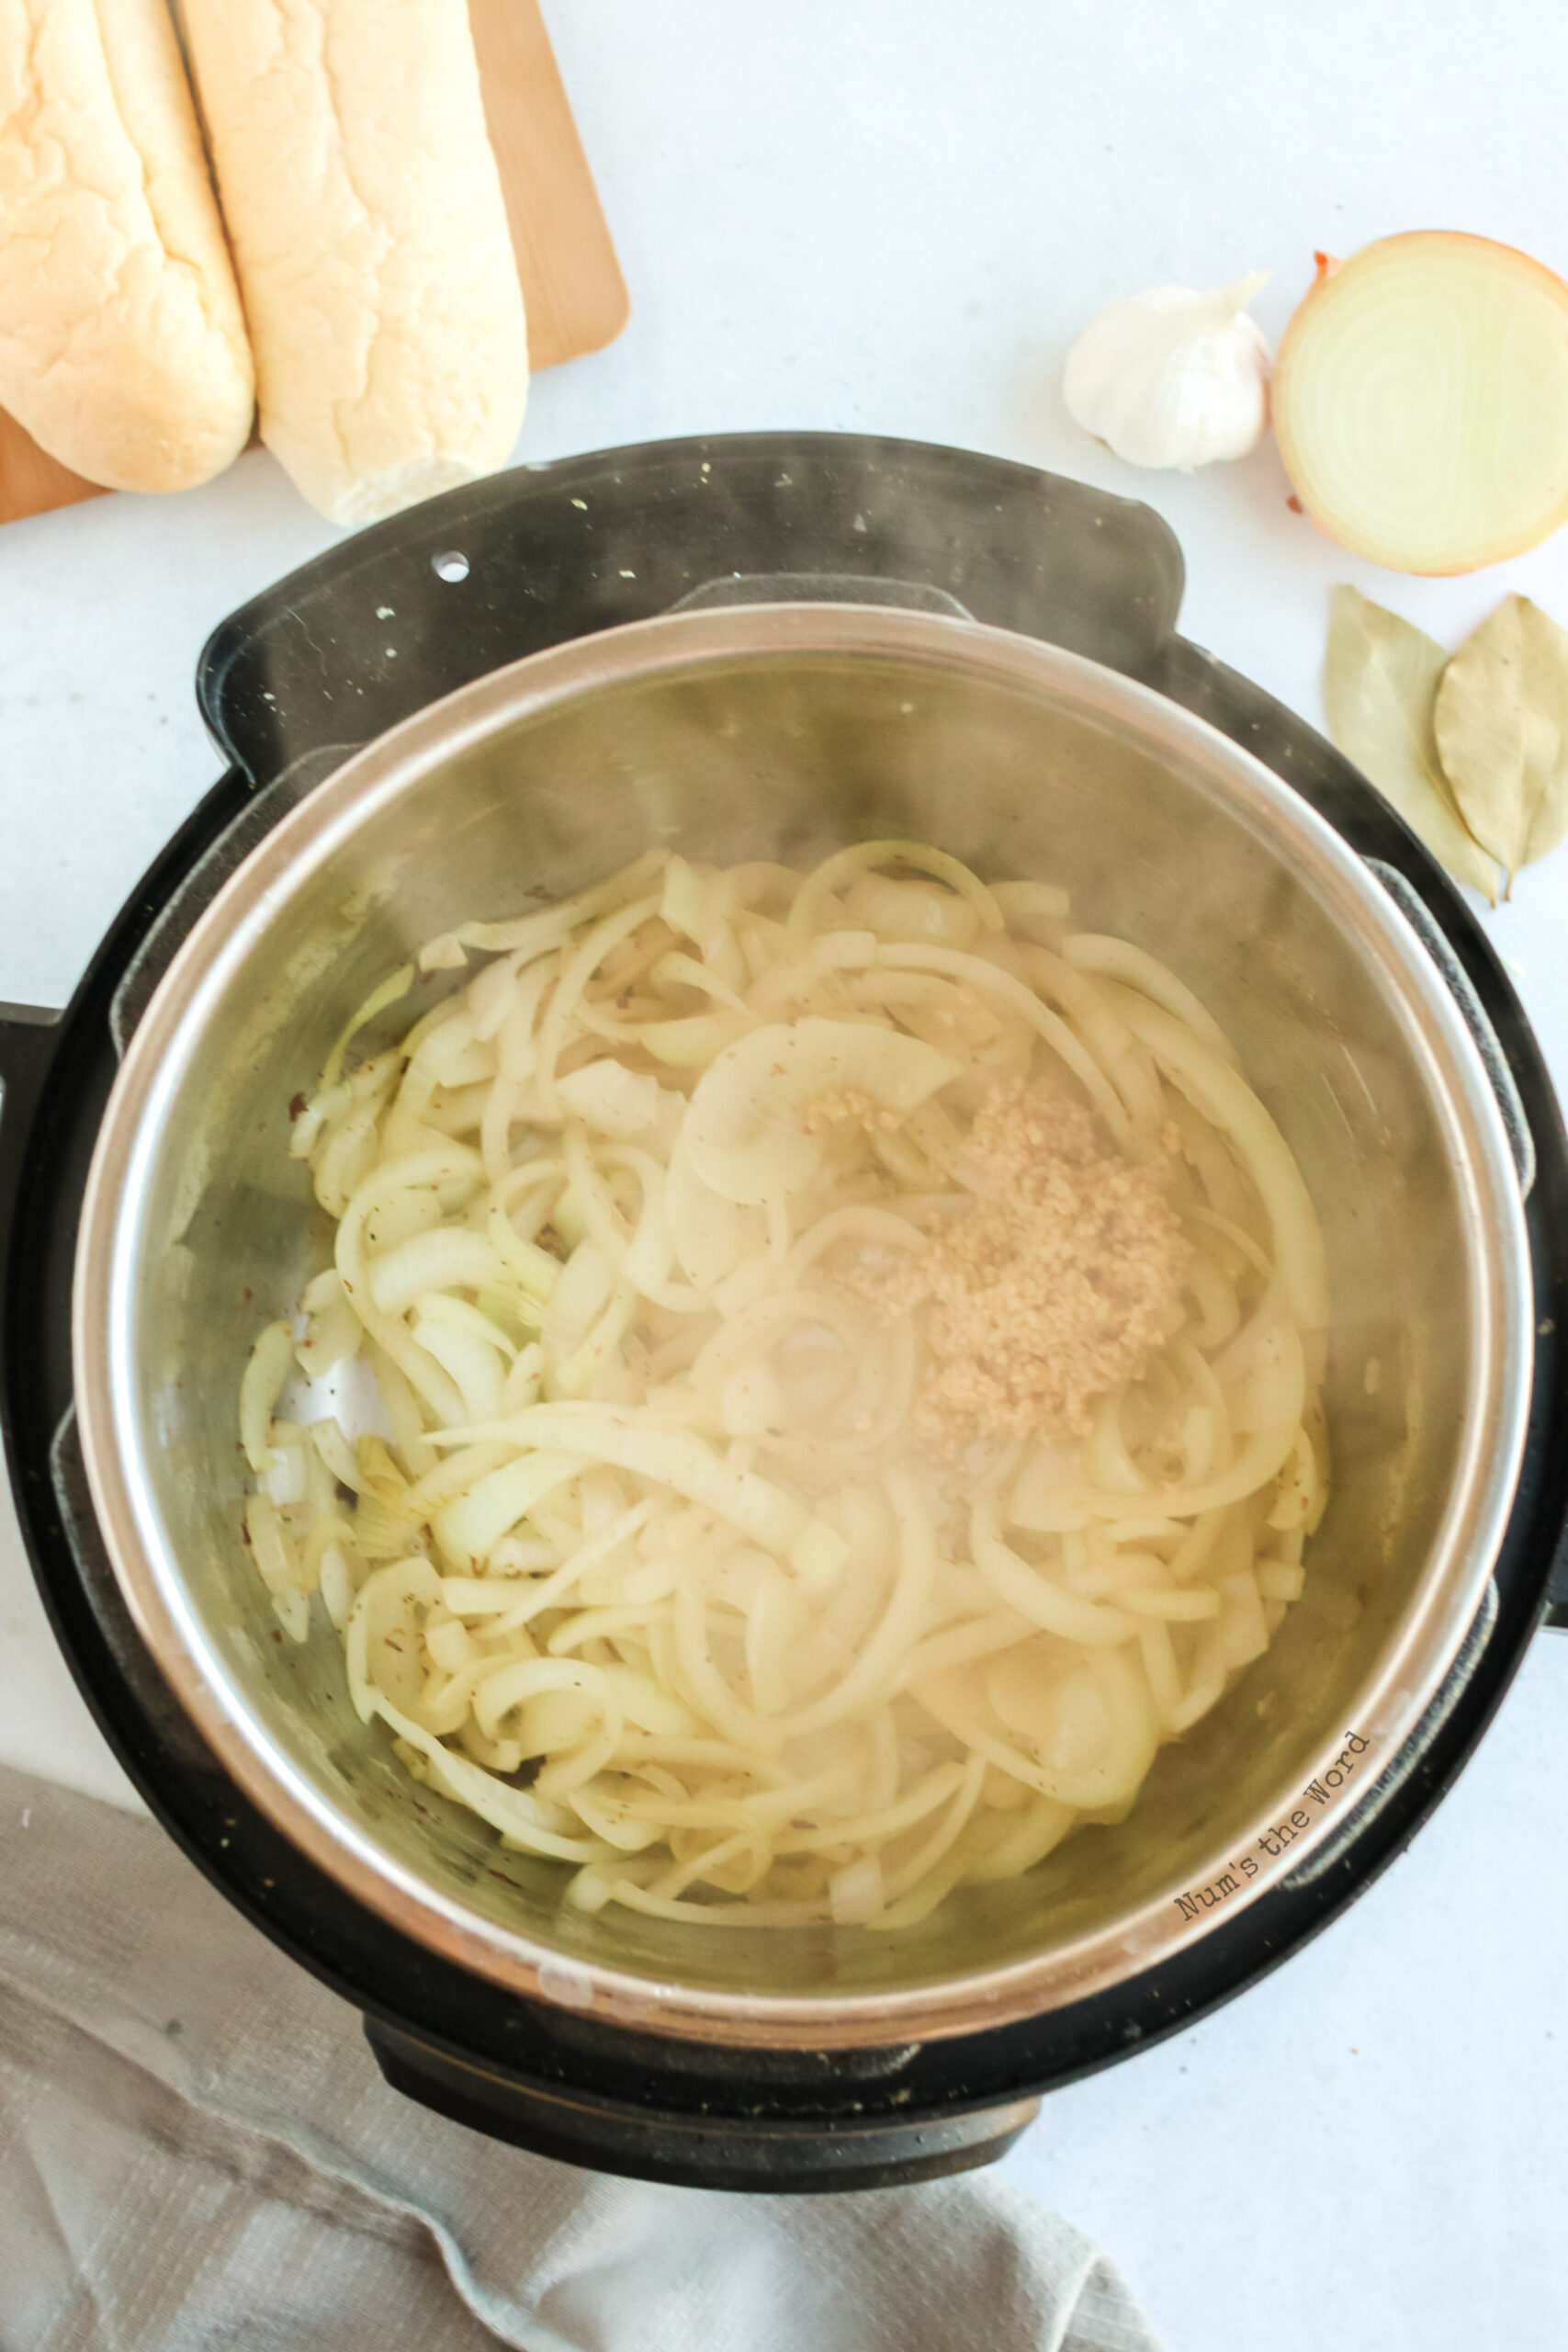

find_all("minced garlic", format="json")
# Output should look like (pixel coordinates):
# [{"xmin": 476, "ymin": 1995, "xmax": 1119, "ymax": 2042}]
[{"xmin": 864, "ymin": 1082, "xmax": 1190, "ymax": 1440}]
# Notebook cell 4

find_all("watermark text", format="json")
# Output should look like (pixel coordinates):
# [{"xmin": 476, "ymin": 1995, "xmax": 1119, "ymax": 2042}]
[{"xmin": 1173, "ymin": 1731, "xmax": 1369, "ymax": 1922}]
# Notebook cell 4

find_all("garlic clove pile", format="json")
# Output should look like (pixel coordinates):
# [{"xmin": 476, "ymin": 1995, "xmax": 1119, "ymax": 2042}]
[{"xmin": 1063, "ymin": 271, "xmax": 1272, "ymax": 471}]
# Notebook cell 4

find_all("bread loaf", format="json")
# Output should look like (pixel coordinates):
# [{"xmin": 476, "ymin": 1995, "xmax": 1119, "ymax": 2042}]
[
  {"xmin": 179, "ymin": 0, "xmax": 528, "ymax": 527},
  {"xmin": 0, "ymin": 0, "xmax": 254, "ymax": 492}
]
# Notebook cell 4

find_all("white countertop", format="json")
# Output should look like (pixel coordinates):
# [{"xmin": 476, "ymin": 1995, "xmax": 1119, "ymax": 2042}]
[{"xmin": 3, "ymin": 3, "xmax": 1566, "ymax": 2344}]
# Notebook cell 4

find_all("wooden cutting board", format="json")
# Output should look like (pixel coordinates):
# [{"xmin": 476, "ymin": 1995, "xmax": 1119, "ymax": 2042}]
[{"xmin": 0, "ymin": 0, "xmax": 628, "ymax": 526}]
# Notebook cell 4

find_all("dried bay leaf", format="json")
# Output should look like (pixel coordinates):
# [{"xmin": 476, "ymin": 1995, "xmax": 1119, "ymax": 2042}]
[
  {"xmin": 1433, "ymin": 593, "xmax": 1568, "ymax": 893},
  {"xmin": 1323, "ymin": 586, "xmax": 1500, "ymax": 904}
]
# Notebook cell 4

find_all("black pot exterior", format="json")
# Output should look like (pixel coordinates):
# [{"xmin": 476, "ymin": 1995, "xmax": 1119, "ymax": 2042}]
[{"xmin": 4, "ymin": 432, "xmax": 1566, "ymax": 2189}]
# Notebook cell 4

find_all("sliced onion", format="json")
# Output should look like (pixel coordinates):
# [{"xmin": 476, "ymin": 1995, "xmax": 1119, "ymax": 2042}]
[
  {"xmin": 240, "ymin": 1320, "xmax": 296, "ymax": 1473},
  {"xmin": 557, "ymin": 1058, "xmax": 669, "ymax": 1139},
  {"xmin": 682, "ymin": 1019, "xmax": 957, "ymax": 1206},
  {"xmin": 369, "ymin": 1227, "xmax": 501, "ymax": 1316},
  {"xmin": 433, "ymin": 1447, "xmax": 592, "ymax": 1570},
  {"xmin": 829, "ymin": 1853, "xmax": 885, "ymax": 1925},
  {"xmin": 1272, "ymin": 232, "xmax": 1568, "ymax": 573},
  {"xmin": 665, "ymin": 1133, "xmax": 765, "ymax": 1290}
]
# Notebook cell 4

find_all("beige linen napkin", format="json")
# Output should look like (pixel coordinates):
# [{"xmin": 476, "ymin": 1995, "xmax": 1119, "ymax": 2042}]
[{"xmin": 0, "ymin": 1760, "xmax": 1163, "ymax": 2352}]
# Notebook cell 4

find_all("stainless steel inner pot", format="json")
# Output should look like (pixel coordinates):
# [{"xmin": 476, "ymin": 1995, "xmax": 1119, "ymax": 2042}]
[{"xmin": 73, "ymin": 602, "xmax": 1534, "ymax": 2049}]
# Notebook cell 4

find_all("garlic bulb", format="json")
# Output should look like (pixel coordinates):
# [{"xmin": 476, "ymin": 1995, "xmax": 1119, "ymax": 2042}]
[{"xmin": 1063, "ymin": 272, "xmax": 1272, "ymax": 470}]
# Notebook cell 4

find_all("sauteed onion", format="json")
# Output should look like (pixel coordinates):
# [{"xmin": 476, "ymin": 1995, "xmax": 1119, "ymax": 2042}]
[{"xmin": 240, "ymin": 842, "xmax": 1329, "ymax": 1930}]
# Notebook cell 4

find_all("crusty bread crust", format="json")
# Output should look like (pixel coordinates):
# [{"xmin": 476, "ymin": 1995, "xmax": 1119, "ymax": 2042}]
[
  {"xmin": 0, "ymin": 0, "xmax": 254, "ymax": 492},
  {"xmin": 181, "ymin": 0, "xmax": 528, "ymax": 526}
]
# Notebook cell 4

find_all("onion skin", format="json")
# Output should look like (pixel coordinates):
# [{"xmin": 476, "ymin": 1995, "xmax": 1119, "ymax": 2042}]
[{"xmin": 1272, "ymin": 232, "xmax": 1568, "ymax": 575}]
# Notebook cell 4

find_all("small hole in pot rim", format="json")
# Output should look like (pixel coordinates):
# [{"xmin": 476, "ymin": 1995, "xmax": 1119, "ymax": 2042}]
[{"xmin": 432, "ymin": 549, "xmax": 470, "ymax": 583}]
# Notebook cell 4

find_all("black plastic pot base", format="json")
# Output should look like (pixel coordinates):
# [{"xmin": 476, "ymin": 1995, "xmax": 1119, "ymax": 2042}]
[
  {"xmin": 366, "ymin": 2019, "xmax": 1042, "ymax": 2194},
  {"xmin": 3, "ymin": 435, "xmax": 1566, "ymax": 2191}
]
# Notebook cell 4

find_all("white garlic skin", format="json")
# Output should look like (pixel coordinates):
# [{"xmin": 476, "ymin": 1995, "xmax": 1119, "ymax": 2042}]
[{"xmin": 1063, "ymin": 272, "xmax": 1272, "ymax": 470}]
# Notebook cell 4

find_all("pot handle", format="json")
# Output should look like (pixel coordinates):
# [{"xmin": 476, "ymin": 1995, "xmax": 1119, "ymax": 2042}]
[
  {"xmin": 0, "ymin": 1002, "xmax": 62, "ymax": 1254},
  {"xmin": 0, "ymin": 1004, "xmax": 62, "ymax": 1518},
  {"xmin": 1363, "ymin": 861, "xmax": 1535, "ymax": 1199},
  {"xmin": 1548, "ymin": 1544, "xmax": 1568, "ymax": 1630},
  {"xmin": 0, "ymin": 998, "xmax": 59, "ymax": 1087},
  {"xmin": 667, "ymin": 571, "xmax": 976, "ymax": 622},
  {"xmin": 363, "ymin": 2015, "xmax": 1040, "ymax": 2190}
]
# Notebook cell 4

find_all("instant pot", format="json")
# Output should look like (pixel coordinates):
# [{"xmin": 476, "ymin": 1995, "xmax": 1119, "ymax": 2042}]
[{"xmin": 3, "ymin": 434, "xmax": 1566, "ymax": 2191}]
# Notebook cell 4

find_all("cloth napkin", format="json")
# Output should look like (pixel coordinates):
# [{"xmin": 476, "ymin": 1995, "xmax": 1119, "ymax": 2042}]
[{"xmin": 0, "ymin": 1760, "xmax": 1163, "ymax": 2352}]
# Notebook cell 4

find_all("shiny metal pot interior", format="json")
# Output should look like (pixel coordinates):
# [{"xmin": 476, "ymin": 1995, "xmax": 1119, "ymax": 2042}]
[{"xmin": 73, "ymin": 602, "xmax": 1533, "ymax": 2048}]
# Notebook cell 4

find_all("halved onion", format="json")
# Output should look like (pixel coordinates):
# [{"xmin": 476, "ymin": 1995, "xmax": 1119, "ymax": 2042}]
[{"xmin": 1272, "ymin": 232, "xmax": 1568, "ymax": 573}]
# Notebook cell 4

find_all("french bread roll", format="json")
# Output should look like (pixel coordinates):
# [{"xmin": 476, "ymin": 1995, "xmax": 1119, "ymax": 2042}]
[
  {"xmin": 179, "ymin": 0, "xmax": 529, "ymax": 527},
  {"xmin": 0, "ymin": 0, "xmax": 254, "ymax": 492}
]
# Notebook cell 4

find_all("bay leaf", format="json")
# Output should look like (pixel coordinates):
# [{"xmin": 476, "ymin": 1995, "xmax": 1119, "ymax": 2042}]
[
  {"xmin": 1433, "ymin": 593, "xmax": 1568, "ymax": 895},
  {"xmin": 1323, "ymin": 586, "xmax": 1499, "ymax": 905}
]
